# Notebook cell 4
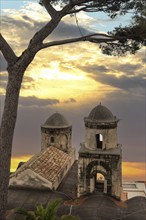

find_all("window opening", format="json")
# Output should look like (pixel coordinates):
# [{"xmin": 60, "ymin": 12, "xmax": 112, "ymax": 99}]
[
  {"xmin": 96, "ymin": 134, "xmax": 103, "ymax": 149},
  {"xmin": 50, "ymin": 136, "xmax": 54, "ymax": 143}
]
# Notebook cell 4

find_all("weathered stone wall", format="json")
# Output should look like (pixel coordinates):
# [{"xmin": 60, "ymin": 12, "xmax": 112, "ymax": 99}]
[
  {"xmin": 111, "ymin": 157, "xmax": 122, "ymax": 199},
  {"xmin": 77, "ymin": 152, "xmax": 122, "ymax": 199},
  {"xmin": 84, "ymin": 127, "xmax": 118, "ymax": 150},
  {"xmin": 9, "ymin": 169, "xmax": 53, "ymax": 189},
  {"xmin": 41, "ymin": 127, "xmax": 72, "ymax": 152}
]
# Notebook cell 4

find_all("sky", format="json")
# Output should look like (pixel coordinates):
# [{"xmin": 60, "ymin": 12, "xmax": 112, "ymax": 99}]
[{"xmin": 0, "ymin": 0, "xmax": 145, "ymax": 181}]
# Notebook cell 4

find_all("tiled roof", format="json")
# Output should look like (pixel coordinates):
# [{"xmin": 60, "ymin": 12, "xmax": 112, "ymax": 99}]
[{"xmin": 11, "ymin": 147, "xmax": 71, "ymax": 183}]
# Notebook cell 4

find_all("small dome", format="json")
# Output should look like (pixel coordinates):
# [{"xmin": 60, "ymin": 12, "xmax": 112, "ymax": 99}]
[
  {"xmin": 87, "ymin": 104, "xmax": 116, "ymax": 122},
  {"xmin": 44, "ymin": 112, "xmax": 70, "ymax": 128}
]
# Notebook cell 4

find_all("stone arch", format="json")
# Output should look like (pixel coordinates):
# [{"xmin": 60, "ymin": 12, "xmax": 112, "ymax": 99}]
[
  {"xmin": 90, "ymin": 169, "xmax": 107, "ymax": 179},
  {"xmin": 91, "ymin": 170, "xmax": 107, "ymax": 193},
  {"xmin": 86, "ymin": 160, "xmax": 111, "ymax": 178},
  {"xmin": 86, "ymin": 160, "xmax": 112, "ymax": 194}
]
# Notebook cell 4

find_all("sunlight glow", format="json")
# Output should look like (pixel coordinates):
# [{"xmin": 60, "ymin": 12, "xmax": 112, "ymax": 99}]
[
  {"xmin": 39, "ymin": 68, "xmax": 84, "ymax": 80},
  {"xmin": 122, "ymin": 162, "xmax": 145, "ymax": 181},
  {"xmin": 10, "ymin": 155, "xmax": 32, "ymax": 172},
  {"xmin": 11, "ymin": 157, "xmax": 145, "ymax": 182}
]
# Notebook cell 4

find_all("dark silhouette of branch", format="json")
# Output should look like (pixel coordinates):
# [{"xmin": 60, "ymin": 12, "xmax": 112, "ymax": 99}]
[{"xmin": 0, "ymin": 34, "xmax": 17, "ymax": 65}]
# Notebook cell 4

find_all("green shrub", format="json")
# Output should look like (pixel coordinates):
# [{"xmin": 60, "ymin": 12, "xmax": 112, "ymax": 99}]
[{"xmin": 15, "ymin": 199, "xmax": 62, "ymax": 220}]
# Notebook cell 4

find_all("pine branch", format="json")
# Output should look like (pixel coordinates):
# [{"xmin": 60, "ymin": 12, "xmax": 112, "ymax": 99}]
[
  {"xmin": 40, "ymin": 33, "xmax": 118, "ymax": 49},
  {"xmin": 60, "ymin": 0, "xmax": 89, "ymax": 15},
  {"xmin": 67, "ymin": 7, "xmax": 88, "ymax": 14},
  {"xmin": 0, "ymin": 34, "xmax": 17, "ymax": 65},
  {"xmin": 40, "ymin": 0, "xmax": 57, "ymax": 18}
]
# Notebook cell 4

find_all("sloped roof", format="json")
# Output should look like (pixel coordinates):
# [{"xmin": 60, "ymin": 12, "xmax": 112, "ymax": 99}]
[{"xmin": 11, "ymin": 147, "xmax": 71, "ymax": 184}]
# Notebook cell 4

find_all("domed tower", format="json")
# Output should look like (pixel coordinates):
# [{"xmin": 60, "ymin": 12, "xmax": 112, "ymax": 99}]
[
  {"xmin": 84, "ymin": 104, "xmax": 118, "ymax": 150},
  {"xmin": 78, "ymin": 104, "xmax": 122, "ymax": 199},
  {"xmin": 41, "ymin": 112, "xmax": 72, "ymax": 153}
]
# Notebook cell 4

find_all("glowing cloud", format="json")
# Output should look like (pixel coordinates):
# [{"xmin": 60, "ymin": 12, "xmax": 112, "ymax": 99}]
[
  {"xmin": 11, "ymin": 157, "xmax": 145, "ymax": 182},
  {"xmin": 11, "ymin": 155, "xmax": 32, "ymax": 172},
  {"xmin": 122, "ymin": 162, "xmax": 145, "ymax": 181}
]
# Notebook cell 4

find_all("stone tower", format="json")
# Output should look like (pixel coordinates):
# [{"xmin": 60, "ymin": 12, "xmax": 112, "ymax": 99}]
[
  {"xmin": 77, "ymin": 104, "xmax": 122, "ymax": 199},
  {"xmin": 41, "ymin": 112, "xmax": 72, "ymax": 153}
]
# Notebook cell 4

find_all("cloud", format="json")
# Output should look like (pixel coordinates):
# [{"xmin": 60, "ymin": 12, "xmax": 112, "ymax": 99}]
[
  {"xmin": 116, "ymin": 63, "xmax": 143, "ymax": 75},
  {"xmin": 122, "ymin": 162, "xmax": 145, "ymax": 181},
  {"xmin": 19, "ymin": 96, "xmax": 60, "ymax": 107},
  {"xmin": 79, "ymin": 61, "xmax": 143, "ymax": 76},
  {"xmin": 1, "ymin": 15, "xmax": 47, "ymax": 52},
  {"xmin": 9, "ymin": 94, "xmax": 145, "ymax": 165},
  {"xmin": 0, "ymin": 72, "xmax": 8, "ymax": 92},
  {"xmin": 134, "ymin": 49, "xmax": 146, "ymax": 64},
  {"xmin": 0, "ymin": 81, "xmax": 7, "ymax": 90},
  {"xmin": 1, "ymin": 5, "xmax": 92, "ymax": 54},
  {"xmin": 0, "ymin": 72, "xmax": 8, "ymax": 81},
  {"xmin": 1, "ymin": 2, "xmax": 145, "ymax": 169},
  {"xmin": 22, "ymin": 15, "xmax": 33, "ymax": 22},
  {"xmin": 90, "ymin": 73, "xmax": 145, "ymax": 90},
  {"xmin": 77, "ymin": 61, "xmax": 144, "ymax": 93},
  {"xmin": 21, "ymin": 76, "xmax": 37, "ymax": 90},
  {"xmin": 0, "ymin": 95, "xmax": 60, "ymax": 112},
  {"xmin": 0, "ymin": 72, "xmax": 36, "ymax": 91},
  {"xmin": 49, "ymin": 21, "xmax": 91, "ymax": 40},
  {"xmin": 64, "ymin": 98, "xmax": 77, "ymax": 103},
  {"xmin": 142, "ymin": 58, "xmax": 146, "ymax": 63},
  {"xmin": 80, "ymin": 64, "xmax": 109, "ymax": 74}
]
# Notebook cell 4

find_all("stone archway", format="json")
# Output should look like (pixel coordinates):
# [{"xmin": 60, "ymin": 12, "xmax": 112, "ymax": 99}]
[
  {"xmin": 86, "ymin": 160, "xmax": 112, "ymax": 195},
  {"xmin": 95, "ymin": 172, "xmax": 106, "ymax": 192},
  {"xmin": 89, "ymin": 170, "xmax": 107, "ymax": 194}
]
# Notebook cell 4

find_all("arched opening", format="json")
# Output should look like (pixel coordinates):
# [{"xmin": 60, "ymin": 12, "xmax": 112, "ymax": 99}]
[
  {"xmin": 50, "ymin": 136, "xmax": 54, "ymax": 143},
  {"xmin": 95, "ymin": 173, "xmax": 105, "ymax": 192},
  {"xmin": 86, "ymin": 161, "xmax": 111, "ymax": 195},
  {"xmin": 96, "ymin": 134, "xmax": 103, "ymax": 149},
  {"xmin": 89, "ymin": 171, "xmax": 107, "ymax": 194}
]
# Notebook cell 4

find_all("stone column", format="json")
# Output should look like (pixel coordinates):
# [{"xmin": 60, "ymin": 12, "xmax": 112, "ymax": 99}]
[
  {"xmin": 90, "ymin": 177, "xmax": 95, "ymax": 193},
  {"xmin": 104, "ymin": 179, "xmax": 107, "ymax": 194}
]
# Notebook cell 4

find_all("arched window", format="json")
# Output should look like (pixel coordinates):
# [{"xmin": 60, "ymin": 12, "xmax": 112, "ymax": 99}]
[
  {"xmin": 96, "ymin": 134, "xmax": 103, "ymax": 149},
  {"xmin": 95, "ymin": 173, "xmax": 105, "ymax": 192},
  {"xmin": 50, "ymin": 136, "xmax": 54, "ymax": 143}
]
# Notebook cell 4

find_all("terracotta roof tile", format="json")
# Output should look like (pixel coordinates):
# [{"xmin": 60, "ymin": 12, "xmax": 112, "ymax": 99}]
[{"xmin": 11, "ymin": 147, "xmax": 71, "ymax": 183}]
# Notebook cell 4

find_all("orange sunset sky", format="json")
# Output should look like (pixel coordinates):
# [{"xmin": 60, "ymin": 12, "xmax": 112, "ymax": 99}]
[
  {"xmin": 1, "ymin": 1, "xmax": 145, "ymax": 182},
  {"xmin": 10, "ymin": 156, "xmax": 145, "ymax": 181}
]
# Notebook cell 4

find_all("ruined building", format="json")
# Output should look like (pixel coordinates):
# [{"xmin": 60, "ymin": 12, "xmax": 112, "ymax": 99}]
[
  {"xmin": 41, "ymin": 112, "xmax": 72, "ymax": 153},
  {"xmin": 9, "ymin": 104, "xmax": 122, "ymax": 199},
  {"xmin": 9, "ymin": 113, "xmax": 75, "ymax": 190},
  {"xmin": 78, "ymin": 104, "xmax": 122, "ymax": 199}
]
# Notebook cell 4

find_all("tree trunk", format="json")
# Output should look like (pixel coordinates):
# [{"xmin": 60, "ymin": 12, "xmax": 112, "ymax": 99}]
[
  {"xmin": 0, "ymin": 69, "xmax": 24, "ymax": 220},
  {"xmin": 0, "ymin": 12, "xmax": 67, "ymax": 220}
]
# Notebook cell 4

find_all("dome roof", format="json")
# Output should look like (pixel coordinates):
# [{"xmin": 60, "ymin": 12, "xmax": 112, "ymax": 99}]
[
  {"xmin": 43, "ymin": 112, "xmax": 70, "ymax": 128},
  {"xmin": 87, "ymin": 104, "xmax": 116, "ymax": 122}
]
